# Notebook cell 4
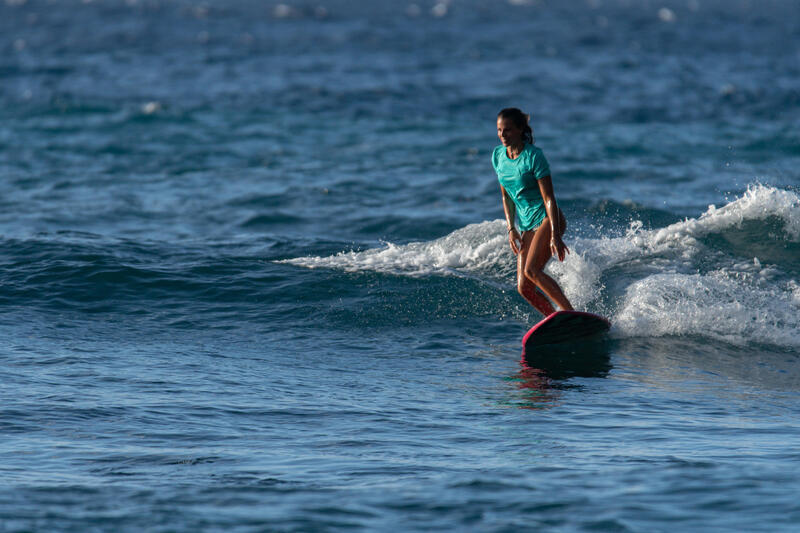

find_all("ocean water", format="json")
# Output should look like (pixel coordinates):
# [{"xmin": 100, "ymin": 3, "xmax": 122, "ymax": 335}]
[{"xmin": 1, "ymin": 0, "xmax": 800, "ymax": 531}]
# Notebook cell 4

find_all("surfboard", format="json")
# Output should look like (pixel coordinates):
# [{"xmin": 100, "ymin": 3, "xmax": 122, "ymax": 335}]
[{"xmin": 522, "ymin": 310, "xmax": 610, "ymax": 352}]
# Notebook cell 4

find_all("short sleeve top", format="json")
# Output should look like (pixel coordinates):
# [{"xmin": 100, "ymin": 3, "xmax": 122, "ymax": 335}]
[{"xmin": 491, "ymin": 143, "xmax": 551, "ymax": 231}]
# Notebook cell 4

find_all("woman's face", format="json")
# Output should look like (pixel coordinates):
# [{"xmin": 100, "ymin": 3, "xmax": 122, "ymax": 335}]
[{"xmin": 497, "ymin": 117, "xmax": 523, "ymax": 147}]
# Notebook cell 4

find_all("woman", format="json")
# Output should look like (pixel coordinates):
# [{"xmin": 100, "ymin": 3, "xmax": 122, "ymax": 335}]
[{"xmin": 492, "ymin": 107, "xmax": 573, "ymax": 316}]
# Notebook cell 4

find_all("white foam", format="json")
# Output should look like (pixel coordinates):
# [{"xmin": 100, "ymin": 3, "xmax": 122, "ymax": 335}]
[
  {"xmin": 614, "ymin": 271, "xmax": 800, "ymax": 347},
  {"xmin": 789, "ymin": 280, "xmax": 800, "ymax": 306},
  {"xmin": 594, "ymin": 184, "xmax": 800, "ymax": 347},
  {"xmin": 696, "ymin": 184, "xmax": 800, "ymax": 241},
  {"xmin": 543, "ymin": 246, "xmax": 604, "ymax": 312},
  {"xmin": 284, "ymin": 185, "xmax": 800, "ymax": 347},
  {"xmin": 658, "ymin": 7, "xmax": 677, "ymax": 23},
  {"xmin": 573, "ymin": 183, "xmax": 800, "ymax": 275},
  {"xmin": 283, "ymin": 220, "xmax": 511, "ymax": 278}
]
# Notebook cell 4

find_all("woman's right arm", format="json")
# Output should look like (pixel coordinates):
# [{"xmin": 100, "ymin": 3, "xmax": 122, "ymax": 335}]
[{"xmin": 500, "ymin": 185, "xmax": 521, "ymax": 255}]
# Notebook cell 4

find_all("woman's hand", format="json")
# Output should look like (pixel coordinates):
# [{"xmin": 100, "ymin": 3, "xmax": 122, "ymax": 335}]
[
  {"xmin": 550, "ymin": 234, "xmax": 570, "ymax": 262},
  {"xmin": 508, "ymin": 228, "xmax": 521, "ymax": 255}
]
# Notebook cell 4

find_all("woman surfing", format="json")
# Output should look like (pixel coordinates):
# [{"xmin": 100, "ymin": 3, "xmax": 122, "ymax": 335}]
[{"xmin": 492, "ymin": 107, "xmax": 573, "ymax": 317}]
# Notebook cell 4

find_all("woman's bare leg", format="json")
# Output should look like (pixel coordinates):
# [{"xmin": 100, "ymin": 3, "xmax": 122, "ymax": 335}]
[
  {"xmin": 519, "ymin": 283, "xmax": 556, "ymax": 316},
  {"xmin": 523, "ymin": 213, "xmax": 574, "ymax": 311},
  {"xmin": 517, "ymin": 231, "xmax": 556, "ymax": 316}
]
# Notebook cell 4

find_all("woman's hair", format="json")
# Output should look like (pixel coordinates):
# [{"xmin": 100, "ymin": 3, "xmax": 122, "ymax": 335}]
[{"xmin": 497, "ymin": 107, "xmax": 535, "ymax": 144}]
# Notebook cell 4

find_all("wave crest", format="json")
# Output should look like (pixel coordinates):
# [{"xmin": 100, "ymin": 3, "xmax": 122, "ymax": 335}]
[{"xmin": 284, "ymin": 184, "xmax": 800, "ymax": 347}]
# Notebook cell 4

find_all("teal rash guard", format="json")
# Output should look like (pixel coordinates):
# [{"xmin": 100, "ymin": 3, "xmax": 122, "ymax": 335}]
[{"xmin": 491, "ymin": 143, "xmax": 551, "ymax": 231}]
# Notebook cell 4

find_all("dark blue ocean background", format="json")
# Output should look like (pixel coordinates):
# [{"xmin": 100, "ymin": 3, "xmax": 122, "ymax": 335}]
[{"xmin": 2, "ymin": 0, "xmax": 800, "ymax": 531}]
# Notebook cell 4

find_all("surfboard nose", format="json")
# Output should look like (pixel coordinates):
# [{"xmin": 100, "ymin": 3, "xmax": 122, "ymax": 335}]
[{"xmin": 522, "ymin": 310, "xmax": 611, "ymax": 352}]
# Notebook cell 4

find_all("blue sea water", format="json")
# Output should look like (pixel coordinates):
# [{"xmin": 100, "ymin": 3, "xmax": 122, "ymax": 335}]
[{"xmin": 1, "ymin": 0, "xmax": 800, "ymax": 531}]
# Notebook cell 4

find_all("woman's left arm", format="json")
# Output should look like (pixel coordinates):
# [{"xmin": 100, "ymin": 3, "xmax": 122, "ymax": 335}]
[{"xmin": 537, "ymin": 175, "xmax": 570, "ymax": 262}]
